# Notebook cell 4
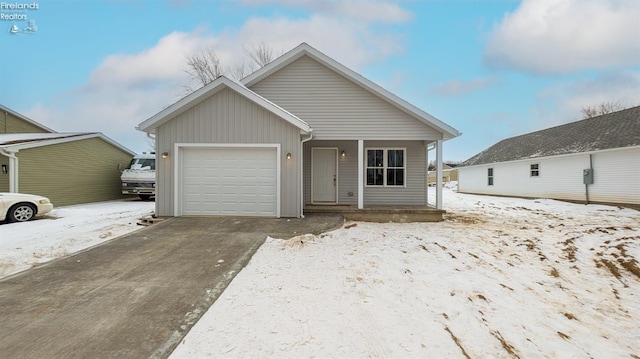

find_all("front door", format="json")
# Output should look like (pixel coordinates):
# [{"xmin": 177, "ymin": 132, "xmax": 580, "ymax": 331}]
[{"xmin": 312, "ymin": 148, "xmax": 337, "ymax": 203}]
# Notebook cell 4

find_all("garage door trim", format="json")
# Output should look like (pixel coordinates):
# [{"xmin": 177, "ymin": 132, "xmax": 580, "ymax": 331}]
[{"xmin": 173, "ymin": 143, "xmax": 281, "ymax": 217}]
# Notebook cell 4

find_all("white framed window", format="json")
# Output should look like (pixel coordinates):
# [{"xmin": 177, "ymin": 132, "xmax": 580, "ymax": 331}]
[
  {"xmin": 366, "ymin": 148, "xmax": 406, "ymax": 186},
  {"xmin": 530, "ymin": 163, "xmax": 540, "ymax": 177},
  {"xmin": 487, "ymin": 167, "xmax": 494, "ymax": 186}
]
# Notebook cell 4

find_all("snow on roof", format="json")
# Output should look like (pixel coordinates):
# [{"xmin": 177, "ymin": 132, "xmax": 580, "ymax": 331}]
[
  {"xmin": 0, "ymin": 132, "xmax": 135, "ymax": 155},
  {"xmin": 461, "ymin": 106, "xmax": 640, "ymax": 166}
]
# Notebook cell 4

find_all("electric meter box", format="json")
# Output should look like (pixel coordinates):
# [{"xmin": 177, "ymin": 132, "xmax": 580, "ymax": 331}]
[{"xmin": 583, "ymin": 168, "xmax": 594, "ymax": 184}]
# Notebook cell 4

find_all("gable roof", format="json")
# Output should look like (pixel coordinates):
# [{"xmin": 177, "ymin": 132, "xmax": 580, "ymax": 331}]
[
  {"xmin": 137, "ymin": 76, "xmax": 311, "ymax": 134},
  {"xmin": 242, "ymin": 43, "xmax": 461, "ymax": 140},
  {"xmin": 0, "ymin": 132, "xmax": 135, "ymax": 155},
  {"xmin": 461, "ymin": 106, "xmax": 640, "ymax": 167},
  {"xmin": 0, "ymin": 104, "xmax": 56, "ymax": 133}
]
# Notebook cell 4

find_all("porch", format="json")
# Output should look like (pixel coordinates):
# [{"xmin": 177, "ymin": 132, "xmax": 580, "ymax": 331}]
[{"xmin": 303, "ymin": 204, "xmax": 445, "ymax": 223}]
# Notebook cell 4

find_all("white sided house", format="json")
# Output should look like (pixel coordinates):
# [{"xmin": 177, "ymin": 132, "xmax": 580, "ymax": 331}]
[
  {"xmin": 458, "ymin": 106, "xmax": 640, "ymax": 207},
  {"xmin": 137, "ymin": 43, "xmax": 460, "ymax": 218}
]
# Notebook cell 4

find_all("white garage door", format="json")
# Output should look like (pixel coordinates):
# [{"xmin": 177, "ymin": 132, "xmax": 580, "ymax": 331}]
[{"xmin": 181, "ymin": 147, "xmax": 278, "ymax": 216}]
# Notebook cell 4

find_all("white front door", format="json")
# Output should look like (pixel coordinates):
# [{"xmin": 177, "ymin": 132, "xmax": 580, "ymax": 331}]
[{"xmin": 312, "ymin": 148, "xmax": 337, "ymax": 203}]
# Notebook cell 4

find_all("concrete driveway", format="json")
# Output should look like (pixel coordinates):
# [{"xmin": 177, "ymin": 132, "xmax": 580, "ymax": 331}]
[{"xmin": 0, "ymin": 215, "xmax": 343, "ymax": 359}]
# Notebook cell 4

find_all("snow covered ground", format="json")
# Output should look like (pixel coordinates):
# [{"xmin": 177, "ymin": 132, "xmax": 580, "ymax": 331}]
[
  {"xmin": 0, "ymin": 199, "xmax": 155, "ymax": 278},
  {"xmin": 1, "ymin": 188, "xmax": 638, "ymax": 358},
  {"xmin": 171, "ymin": 186, "xmax": 640, "ymax": 358}
]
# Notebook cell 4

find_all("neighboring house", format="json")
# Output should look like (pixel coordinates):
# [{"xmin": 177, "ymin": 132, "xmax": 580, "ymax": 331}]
[
  {"xmin": 1, "ymin": 104, "xmax": 55, "ymax": 134},
  {"xmin": 137, "ymin": 43, "xmax": 461, "ymax": 218},
  {"xmin": 428, "ymin": 164, "xmax": 458, "ymax": 186},
  {"xmin": 0, "ymin": 106, "xmax": 135, "ymax": 206},
  {"xmin": 458, "ymin": 106, "xmax": 640, "ymax": 207}
]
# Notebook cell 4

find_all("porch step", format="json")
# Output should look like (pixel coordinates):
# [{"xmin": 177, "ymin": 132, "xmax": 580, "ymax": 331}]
[{"xmin": 304, "ymin": 206, "xmax": 445, "ymax": 223}]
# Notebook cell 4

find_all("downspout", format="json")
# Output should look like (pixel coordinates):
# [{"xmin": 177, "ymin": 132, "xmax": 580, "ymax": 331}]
[
  {"xmin": 300, "ymin": 131, "xmax": 314, "ymax": 218},
  {"xmin": 426, "ymin": 142, "xmax": 435, "ymax": 206},
  {"xmin": 146, "ymin": 132, "xmax": 156, "ymax": 151},
  {"xmin": 0, "ymin": 148, "xmax": 19, "ymax": 193}
]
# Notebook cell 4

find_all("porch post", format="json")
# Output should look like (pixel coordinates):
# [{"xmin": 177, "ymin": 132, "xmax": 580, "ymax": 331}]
[
  {"xmin": 358, "ymin": 139, "xmax": 364, "ymax": 209},
  {"xmin": 436, "ymin": 139, "xmax": 443, "ymax": 210},
  {"xmin": 424, "ymin": 142, "xmax": 429, "ymax": 206}
]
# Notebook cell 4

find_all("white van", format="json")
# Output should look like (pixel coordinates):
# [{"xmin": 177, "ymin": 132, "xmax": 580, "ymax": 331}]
[{"xmin": 121, "ymin": 152, "xmax": 155, "ymax": 200}]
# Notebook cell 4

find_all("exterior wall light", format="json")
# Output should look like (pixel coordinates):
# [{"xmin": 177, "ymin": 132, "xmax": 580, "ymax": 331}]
[
  {"xmin": 286, "ymin": 152, "xmax": 292, "ymax": 160},
  {"xmin": 161, "ymin": 152, "xmax": 169, "ymax": 159},
  {"xmin": 341, "ymin": 151, "xmax": 346, "ymax": 157}
]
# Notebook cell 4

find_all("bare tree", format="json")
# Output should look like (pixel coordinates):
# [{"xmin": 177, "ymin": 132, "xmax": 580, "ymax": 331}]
[
  {"xmin": 181, "ymin": 42, "xmax": 281, "ymax": 96},
  {"xmin": 581, "ymin": 101, "xmax": 625, "ymax": 119},
  {"xmin": 244, "ymin": 41, "xmax": 275, "ymax": 68},
  {"xmin": 184, "ymin": 48, "xmax": 224, "ymax": 91}
]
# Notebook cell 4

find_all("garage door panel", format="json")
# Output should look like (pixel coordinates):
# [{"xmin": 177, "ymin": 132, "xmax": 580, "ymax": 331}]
[{"xmin": 181, "ymin": 147, "xmax": 277, "ymax": 217}]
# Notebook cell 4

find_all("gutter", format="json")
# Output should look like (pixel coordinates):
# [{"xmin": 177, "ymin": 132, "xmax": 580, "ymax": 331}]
[
  {"xmin": 299, "ymin": 131, "xmax": 314, "ymax": 218},
  {"xmin": 0, "ymin": 148, "xmax": 19, "ymax": 192}
]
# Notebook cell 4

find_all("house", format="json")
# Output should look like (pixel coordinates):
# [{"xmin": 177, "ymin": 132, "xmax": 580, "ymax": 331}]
[
  {"xmin": 428, "ymin": 163, "xmax": 458, "ymax": 186},
  {"xmin": 458, "ymin": 106, "xmax": 640, "ymax": 207},
  {"xmin": 1, "ymin": 103, "xmax": 55, "ymax": 134},
  {"xmin": 0, "ymin": 105, "xmax": 136, "ymax": 206},
  {"xmin": 137, "ymin": 43, "xmax": 460, "ymax": 218}
]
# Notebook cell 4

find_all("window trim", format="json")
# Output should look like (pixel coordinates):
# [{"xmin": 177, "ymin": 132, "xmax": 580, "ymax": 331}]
[
  {"xmin": 365, "ymin": 147, "xmax": 407, "ymax": 187},
  {"xmin": 487, "ymin": 167, "xmax": 494, "ymax": 186},
  {"xmin": 530, "ymin": 163, "xmax": 540, "ymax": 177}
]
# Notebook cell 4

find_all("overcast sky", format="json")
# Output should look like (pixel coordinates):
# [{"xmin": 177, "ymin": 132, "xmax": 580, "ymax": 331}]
[{"xmin": 2, "ymin": 0, "xmax": 639, "ymax": 161}]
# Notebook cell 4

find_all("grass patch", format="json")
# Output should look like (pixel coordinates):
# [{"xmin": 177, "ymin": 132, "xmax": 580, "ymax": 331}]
[
  {"xmin": 444, "ymin": 326, "xmax": 472, "ymax": 359},
  {"xmin": 600, "ymin": 259, "xmax": 622, "ymax": 279},
  {"xmin": 562, "ymin": 237, "xmax": 578, "ymax": 262},
  {"xmin": 491, "ymin": 330, "xmax": 521, "ymax": 359},
  {"xmin": 550, "ymin": 268, "xmax": 560, "ymax": 278}
]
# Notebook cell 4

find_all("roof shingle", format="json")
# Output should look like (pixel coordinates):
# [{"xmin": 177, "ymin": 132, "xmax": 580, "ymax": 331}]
[{"xmin": 461, "ymin": 106, "xmax": 640, "ymax": 166}]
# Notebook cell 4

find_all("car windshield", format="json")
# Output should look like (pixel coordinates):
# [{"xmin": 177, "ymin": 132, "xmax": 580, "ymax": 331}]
[{"xmin": 127, "ymin": 158, "xmax": 155, "ymax": 170}]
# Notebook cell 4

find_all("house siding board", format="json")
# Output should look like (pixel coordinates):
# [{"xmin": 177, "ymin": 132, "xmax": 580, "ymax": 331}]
[
  {"xmin": 0, "ymin": 155, "xmax": 8, "ymax": 191},
  {"xmin": 249, "ymin": 56, "xmax": 442, "ymax": 140},
  {"xmin": 589, "ymin": 147, "xmax": 640, "ymax": 204},
  {"xmin": 304, "ymin": 140, "xmax": 426, "ymax": 206},
  {"xmin": 458, "ymin": 147, "xmax": 640, "ymax": 205},
  {"xmin": 16, "ymin": 137, "xmax": 131, "ymax": 206},
  {"xmin": 156, "ymin": 88, "xmax": 302, "ymax": 217},
  {"xmin": 1, "ymin": 111, "xmax": 50, "ymax": 134}
]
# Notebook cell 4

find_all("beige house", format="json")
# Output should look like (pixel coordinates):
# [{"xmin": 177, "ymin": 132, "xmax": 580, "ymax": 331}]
[
  {"xmin": 0, "ymin": 105, "xmax": 135, "ymax": 206},
  {"xmin": 138, "ymin": 43, "xmax": 461, "ymax": 218},
  {"xmin": 428, "ymin": 164, "xmax": 458, "ymax": 186}
]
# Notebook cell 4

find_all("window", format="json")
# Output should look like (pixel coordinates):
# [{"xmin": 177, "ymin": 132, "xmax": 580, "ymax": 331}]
[
  {"xmin": 487, "ymin": 168, "xmax": 494, "ymax": 186},
  {"xmin": 530, "ymin": 163, "xmax": 539, "ymax": 177},
  {"xmin": 366, "ymin": 148, "xmax": 405, "ymax": 186}
]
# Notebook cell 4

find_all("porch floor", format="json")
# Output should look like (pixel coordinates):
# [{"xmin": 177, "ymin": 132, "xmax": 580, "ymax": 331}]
[{"xmin": 303, "ymin": 204, "xmax": 444, "ymax": 223}]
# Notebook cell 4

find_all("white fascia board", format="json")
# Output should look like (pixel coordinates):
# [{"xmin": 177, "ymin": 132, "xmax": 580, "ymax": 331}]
[
  {"xmin": 0, "ymin": 132, "xmax": 135, "ymax": 155},
  {"xmin": 242, "ymin": 43, "xmax": 461, "ymax": 140},
  {"xmin": 137, "ymin": 76, "xmax": 311, "ymax": 134}
]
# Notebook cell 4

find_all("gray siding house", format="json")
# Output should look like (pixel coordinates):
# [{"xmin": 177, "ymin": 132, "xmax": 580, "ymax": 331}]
[
  {"xmin": 137, "ymin": 43, "xmax": 460, "ymax": 218},
  {"xmin": 458, "ymin": 106, "xmax": 640, "ymax": 207}
]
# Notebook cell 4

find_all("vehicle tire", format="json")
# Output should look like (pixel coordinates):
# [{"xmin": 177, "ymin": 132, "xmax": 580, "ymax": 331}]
[
  {"xmin": 138, "ymin": 194, "xmax": 151, "ymax": 201},
  {"xmin": 8, "ymin": 203, "xmax": 36, "ymax": 222}
]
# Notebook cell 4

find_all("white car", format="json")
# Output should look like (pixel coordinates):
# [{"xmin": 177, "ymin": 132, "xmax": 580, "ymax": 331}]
[{"xmin": 0, "ymin": 193, "xmax": 54, "ymax": 222}]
